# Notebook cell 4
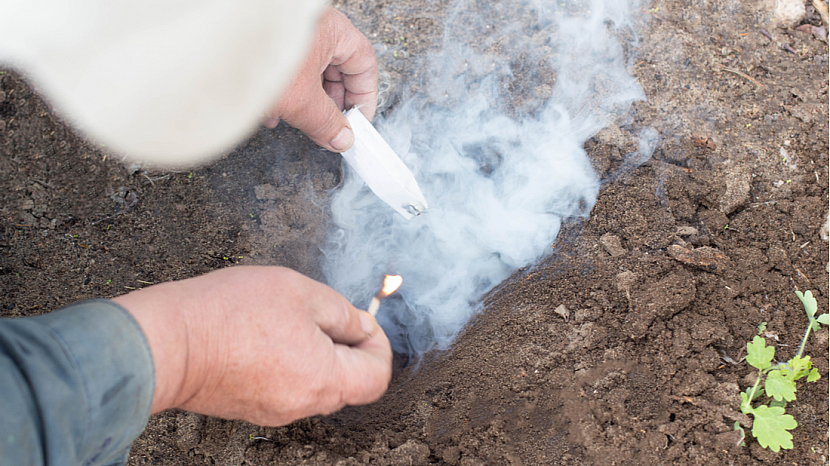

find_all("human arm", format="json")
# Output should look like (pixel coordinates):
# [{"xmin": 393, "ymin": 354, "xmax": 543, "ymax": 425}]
[
  {"xmin": 0, "ymin": 266, "xmax": 391, "ymax": 465},
  {"xmin": 112, "ymin": 266, "xmax": 391, "ymax": 425},
  {"xmin": 0, "ymin": 300, "xmax": 154, "ymax": 465}
]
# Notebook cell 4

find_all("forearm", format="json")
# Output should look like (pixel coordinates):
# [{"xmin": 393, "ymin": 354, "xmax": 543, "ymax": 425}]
[
  {"xmin": 0, "ymin": 300, "xmax": 154, "ymax": 465},
  {"xmin": 113, "ymin": 283, "xmax": 194, "ymax": 414}
]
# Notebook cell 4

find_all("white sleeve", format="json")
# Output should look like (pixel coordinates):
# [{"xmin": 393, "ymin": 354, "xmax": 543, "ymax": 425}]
[{"xmin": 0, "ymin": 1, "xmax": 327, "ymax": 166}]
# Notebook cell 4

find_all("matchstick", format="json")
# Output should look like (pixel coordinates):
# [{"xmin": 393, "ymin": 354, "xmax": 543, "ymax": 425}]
[
  {"xmin": 367, "ymin": 297, "xmax": 381, "ymax": 317},
  {"xmin": 367, "ymin": 275, "xmax": 402, "ymax": 317}
]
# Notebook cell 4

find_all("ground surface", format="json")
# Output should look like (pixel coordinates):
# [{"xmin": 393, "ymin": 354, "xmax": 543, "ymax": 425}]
[{"xmin": 1, "ymin": 0, "xmax": 828, "ymax": 465}]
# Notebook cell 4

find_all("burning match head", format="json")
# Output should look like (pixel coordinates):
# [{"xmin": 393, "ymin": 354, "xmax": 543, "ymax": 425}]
[{"xmin": 377, "ymin": 274, "xmax": 403, "ymax": 299}]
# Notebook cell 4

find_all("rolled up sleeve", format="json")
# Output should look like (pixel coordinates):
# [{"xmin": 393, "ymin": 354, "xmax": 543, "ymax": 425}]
[{"xmin": 0, "ymin": 299, "xmax": 154, "ymax": 466}]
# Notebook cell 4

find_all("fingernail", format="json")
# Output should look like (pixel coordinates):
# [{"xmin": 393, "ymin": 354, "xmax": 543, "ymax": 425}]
[
  {"xmin": 360, "ymin": 312, "xmax": 376, "ymax": 335},
  {"xmin": 330, "ymin": 126, "xmax": 354, "ymax": 152}
]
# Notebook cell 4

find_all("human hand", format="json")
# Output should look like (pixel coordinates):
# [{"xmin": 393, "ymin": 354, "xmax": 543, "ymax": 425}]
[
  {"xmin": 264, "ymin": 7, "xmax": 378, "ymax": 153},
  {"xmin": 113, "ymin": 266, "xmax": 391, "ymax": 426}
]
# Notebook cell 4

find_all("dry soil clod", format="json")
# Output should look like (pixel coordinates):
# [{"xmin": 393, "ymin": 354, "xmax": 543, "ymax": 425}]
[{"xmin": 667, "ymin": 245, "xmax": 730, "ymax": 275}]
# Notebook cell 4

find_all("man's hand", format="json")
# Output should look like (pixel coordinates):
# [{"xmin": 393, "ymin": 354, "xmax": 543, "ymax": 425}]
[
  {"xmin": 264, "ymin": 7, "xmax": 378, "ymax": 153},
  {"xmin": 113, "ymin": 266, "xmax": 391, "ymax": 426}
]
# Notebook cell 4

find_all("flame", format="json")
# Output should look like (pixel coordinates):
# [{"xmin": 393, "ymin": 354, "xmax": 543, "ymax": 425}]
[{"xmin": 378, "ymin": 274, "xmax": 403, "ymax": 298}]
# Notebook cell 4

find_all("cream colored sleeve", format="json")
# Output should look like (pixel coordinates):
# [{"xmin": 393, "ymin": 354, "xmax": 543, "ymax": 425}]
[{"xmin": 0, "ymin": 1, "xmax": 327, "ymax": 166}]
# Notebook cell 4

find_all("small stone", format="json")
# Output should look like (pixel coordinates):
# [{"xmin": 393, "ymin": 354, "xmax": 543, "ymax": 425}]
[
  {"xmin": 20, "ymin": 198, "xmax": 34, "ymax": 211},
  {"xmin": 600, "ymin": 233, "xmax": 627, "ymax": 257},
  {"xmin": 254, "ymin": 184, "xmax": 278, "ymax": 201},
  {"xmin": 676, "ymin": 226, "xmax": 698, "ymax": 236},
  {"xmin": 772, "ymin": 0, "xmax": 806, "ymax": 28},
  {"xmin": 554, "ymin": 304, "xmax": 569, "ymax": 320}
]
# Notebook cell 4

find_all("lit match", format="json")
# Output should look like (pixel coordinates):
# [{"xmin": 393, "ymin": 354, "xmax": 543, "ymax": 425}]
[{"xmin": 367, "ymin": 274, "xmax": 403, "ymax": 317}]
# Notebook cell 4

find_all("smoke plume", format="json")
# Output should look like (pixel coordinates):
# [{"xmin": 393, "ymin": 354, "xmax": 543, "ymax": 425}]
[{"xmin": 323, "ymin": 0, "xmax": 647, "ymax": 355}]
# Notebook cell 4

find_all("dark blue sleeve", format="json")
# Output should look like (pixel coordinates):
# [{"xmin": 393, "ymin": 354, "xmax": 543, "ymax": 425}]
[{"xmin": 0, "ymin": 299, "xmax": 155, "ymax": 466}]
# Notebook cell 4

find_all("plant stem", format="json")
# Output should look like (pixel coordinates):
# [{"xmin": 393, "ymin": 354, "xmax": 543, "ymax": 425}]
[
  {"xmin": 795, "ymin": 319, "xmax": 814, "ymax": 359},
  {"xmin": 744, "ymin": 373, "xmax": 762, "ymax": 412}
]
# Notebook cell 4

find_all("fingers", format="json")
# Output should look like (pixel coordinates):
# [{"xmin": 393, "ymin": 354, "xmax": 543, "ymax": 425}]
[
  {"xmin": 267, "ymin": 7, "xmax": 378, "ymax": 152},
  {"xmin": 307, "ymin": 282, "xmax": 378, "ymax": 346},
  {"xmin": 331, "ymin": 331, "xmax": 393, "ymax": 406},
  {"xmin": 279, "ymin": 82, "xmax": 355, "ymax": 152},
  {"xmin": 325, "ymin": 12, "xmax": 378, "ymax": 120}
]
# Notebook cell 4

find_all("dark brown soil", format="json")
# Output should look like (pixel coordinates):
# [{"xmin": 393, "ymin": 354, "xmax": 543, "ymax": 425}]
[{"xmin": 1, "ymin": 0, "xmax": 827, "ymax": 465}]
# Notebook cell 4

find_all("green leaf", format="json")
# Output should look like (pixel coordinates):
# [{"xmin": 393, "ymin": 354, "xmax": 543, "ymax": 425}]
[
  {"xmin": 757, "ymin": 321, "xmax": 767, "ymax": 335},
  {"xmin": 746, "ymin": 336, "xmax": 774, "ymax": 370},
  {"xmin": 788, "ymin": 355, "xmax": 812, "ymax": 382},
  {"xmin": 795, "ymin": 290, "xmax": 817, "ymax": 320},
  {"xmin": 812, "ymin": 320, "xmax": 821, "ymax": 332},
  {"xmin": 750, "ymin": 405, "xmax": 797, "ymax": 452},
  {"xmin": 817, "ymin": 313, "xmax": 829, "ymax": 326},
  {"xmin": 765, "ymin": 370, "xmax": 797, "ymax": 402},
  {"xmin": 807, "ymin": 368, "xmax": 821, "ymax": 383}
]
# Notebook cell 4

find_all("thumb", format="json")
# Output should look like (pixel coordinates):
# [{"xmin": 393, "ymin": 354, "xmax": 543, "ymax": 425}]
[{"xmin": 279, "ymin": 85, "xmax": 354, "ymax": 153}]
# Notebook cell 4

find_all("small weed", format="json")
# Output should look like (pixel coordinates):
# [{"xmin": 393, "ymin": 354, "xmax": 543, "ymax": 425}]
[{"xmin": 736, "ymin": 291, "xmax": 828, "ymax": 451}]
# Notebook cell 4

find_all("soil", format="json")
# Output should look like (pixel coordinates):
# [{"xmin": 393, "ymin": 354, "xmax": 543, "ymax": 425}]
[{"xmin": 1, "ymin": 0, "xmax": 827, "ymax": 465}]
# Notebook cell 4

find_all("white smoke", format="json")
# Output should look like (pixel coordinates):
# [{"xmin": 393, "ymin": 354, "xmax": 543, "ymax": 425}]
[{"xmin": 323, "ymin": 0, "xmax": 647, "ymax": 354}]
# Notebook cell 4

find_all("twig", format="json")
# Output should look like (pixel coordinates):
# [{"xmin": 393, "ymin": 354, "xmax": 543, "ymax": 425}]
[
  {"xmin": 91, "ymin": 211, "xmax": 123, "ymax": 226},
  {"xmin": 717, "ymin": 67, "xmax": 764, "ymax": 88},
  {"xmin": 30, "ymin": 179, "xmax": 55, "ymax": 189},
  {"xmin": 760, "ymin": 29, "xmax": 773, "ymax": 41},
  {"xmin": 794, "ymin": 267, "xmax": 812, "ymax": 285},
  {"xmin": 141, "ymin": 174, "xmax": 170, "ymax": 187},
  {"xmin": 141, "ymin": 173, "xmax": 155, "ymax": 187}
]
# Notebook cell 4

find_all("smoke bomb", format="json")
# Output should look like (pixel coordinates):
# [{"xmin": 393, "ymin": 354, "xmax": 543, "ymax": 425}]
[{"xmin": 323, "ymin": 0, "xmax": 650, "ymax": 355}]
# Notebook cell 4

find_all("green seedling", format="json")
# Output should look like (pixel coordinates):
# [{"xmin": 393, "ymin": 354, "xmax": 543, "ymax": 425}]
[{"xmin": 737, "ymin": 291, "xmax": 828, "ymax": 452}]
